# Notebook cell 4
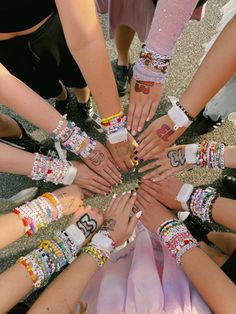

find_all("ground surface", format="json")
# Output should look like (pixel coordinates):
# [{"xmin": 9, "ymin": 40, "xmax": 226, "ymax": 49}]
[{"xmin": 0, "ymin": 0, "xmax": 234, "ymax": 303}]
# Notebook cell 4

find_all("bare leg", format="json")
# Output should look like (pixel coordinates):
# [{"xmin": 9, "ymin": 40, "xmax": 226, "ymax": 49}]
[
  {"xmin": 0, "ymin": 113, "xmax": 22, "ymax": 139},
  {"xmin": 74, "ymin": 86, "xmax": 90, "ymax": 103},
  {"xmin": 200, "ymin": 242, "xmax": 228, "ymax": 267},
  {"xmin": 114, "ymin": 25, "xmax": 135, "ymax": 66},
  {"xmin": 207, "ymin": 232, "xmax": 236, "ymax": 256}
]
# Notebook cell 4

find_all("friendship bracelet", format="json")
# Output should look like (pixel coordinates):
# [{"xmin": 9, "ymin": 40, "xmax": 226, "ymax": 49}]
[
  {"xmin": 158, "ymin": 219, "xmax": 199, "ymax": 265},
  {"xmin": 196, "ymin": 142, "xmax": 225, "ymax": 169}
]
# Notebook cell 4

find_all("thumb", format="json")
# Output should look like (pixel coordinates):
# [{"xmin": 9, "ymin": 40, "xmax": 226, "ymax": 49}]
[{"xmin": 127, "ymin": 211, "xmax": 142, "ymax": 235}]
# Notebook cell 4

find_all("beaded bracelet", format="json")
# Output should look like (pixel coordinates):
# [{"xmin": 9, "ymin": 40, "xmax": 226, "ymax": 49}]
[
  {"xmin": 52, "ymin": 118, "xmax": 96, "ymax": 158},
  {"xmin": 158, "ymin": 219, "xmax": 199, "ymax": 265},
  {"xmin": 138, "ymin": 44, "xmax": 171, "ymax": 74},
  {"xmin": 196, "ymin": 141, "xmax": 225, "ymax": 169},
  {"xmin": 189, "ymin": 187, "xmax": 219, "ymax": 223},
  {"xmin": 80, "ymin": 245, "xmax": 110, "ymax": 267}
]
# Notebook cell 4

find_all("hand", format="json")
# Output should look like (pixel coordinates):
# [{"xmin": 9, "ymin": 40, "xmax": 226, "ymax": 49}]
[
  {"xmin": 138, "ymin": 145, "xmax": 190, "ymax": 181},
  {"xmin": 102, "ymin": 192, "xmax": 140, "ymax": 246},
  {"xmin": 136, "ymin": 114, "xmax": 185, "ymax": 161},
  {"xmin": 53, "ymin": 185, "xmax": 84, "ymax": 216},
  {"xmin": 135, "ymin": 189, "xmax": 174, "ymax": 233},
  {"xmin": 127, "ymin": 78, "xmax": 163, "ymax": 135},
  {"xmin": 106, "ymin": 132, "xmax": 138, "ymax": 173},
  {"xmin": 82, "ymin": 141, "xmax": 121, "ymax": 185},
  {"xmin": 69, "ymin": 205, "xmax": 103, "ymax": 243},
  {"xmin": 71, "ymin": 161, "xmax": 112, "ymax": 196},
  {"xmin": 138, "ymin": 177, "xmax": 184, "ymax": 211}
]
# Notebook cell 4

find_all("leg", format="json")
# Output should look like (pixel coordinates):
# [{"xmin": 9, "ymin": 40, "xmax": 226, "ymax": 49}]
[
  {"xmin": 0, "ymin": 113, "xmax": 22, "ymax": 139},
  {"xmin": 207, "ymin": 231, "xmax": 236, "ymax": 256},
  {"xmin": 114, "ymin": 25, "xmax": 135, "ymax": 66}
]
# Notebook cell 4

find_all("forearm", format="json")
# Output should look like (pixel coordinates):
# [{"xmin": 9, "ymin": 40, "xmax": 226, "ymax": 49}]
[
  {"xmin": 0, "ymin": 64, "xmax": 62, "ymax": 133},
  {"xmin": 29, "ymin": 254, "xmax": 98, "ymax": 314},
  {"xmin": 0, "ymin": 142, "xmax": 33, "ymax": 176},
  {"xmin": 0, "ymin": 263, "xmax": 33, "ymax": 313},
  {"xmin": 180, "ymin": 16, "xmax": 236, "ymax": 117},
  {"xmin": 181, "ymin": 247, "xmax": 236, "ymax": 314},
  {"xmin": 224, "ymin": 146, "xmax": 236, "ymax": 168},
  {"xmin": 55, "ymin": 0, "xmax": 121, "ymax": 117},
  {"xmin": 212, "ymin": 197, "xmax": 236, "ymax": 231},
  {"xmin": 0, "ymin": 213, "xmax": 25, "ymax": 249}
]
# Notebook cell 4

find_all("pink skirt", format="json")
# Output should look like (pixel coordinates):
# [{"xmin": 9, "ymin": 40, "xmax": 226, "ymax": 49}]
[
  {"xmin": 96, "ymin": 0, "xmax": 206, "ymax": 42},
  {"xmin": 77, "ymin": 223, "xmax": 210, "ymax": 314}
]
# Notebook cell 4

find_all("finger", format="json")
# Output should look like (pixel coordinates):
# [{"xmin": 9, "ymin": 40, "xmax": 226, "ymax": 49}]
[
  {"xmin": 139, "ymin": 146, "xmax": 161, "ymax": 161},
  {"xmin": 139, "ymin": 182, "xmax": 158, "ymax": 199},
  {"xmin": 142, "ymin": 164, "xmax": 169, "ymax": 180},
  {"xmin": 138, "ymin": 159, "xmax": 160, "ymax": 174},
  {"xmin": 135, "ymin": 198, "xmax": 147, "ymax": 211},
  {"xmin": 137, "ymin": 104, "xmax": 150, "ymax": 133},
  {"xmin": 100, "ymin": 170, "xmax": 117, "ymax": 185},
  {"xmin": 127, "ymin": 100, "xmax": 135, "ymax": 132},
  {"xmin": 127, "ymin": 213, "xmax": 139, "ymax": 235},
  {"xmin": 115, "ymin": 192, "xmax": 132, "ymax": 213},
  {"xmin": 131, "ymin": 103, "xmax": 144, "ymax": 136},
  {"xmin": 86, "ymin": 185, "xmax": 108, "ymax": 196},
  {"xmin": 124, "ymin": 157, "xmax": 134, "ymax": 170},
  {"xmin": 147, "ymin": 101, "xmax": 158, "ymax": 121},
  {"xmin": 81, "ymin": 189, "xmax": 93, "ymax": 197},
  {"xmin": 107, "ymin": 160, "xmax": 122, "ymax": 182},
  {"xmin": 138, "ymin": 125, "xmax": 152, "ymax": 142},
  {"xmin": 94, "ymin": 175, "xmax": 111, "ymax": 187},
  {"xmin": 137, "ymin": 133, "xmax": 153, "ymax": 151},
  {"xmin": 105, "ymin": 194, "xmax": 118, "ymax": 213},
  {"xmin": 90, "ymin": 181, "xmax": 111, "ymax": 193},
  {"xmin": 152, "ymin": 168, "xmax": 177, "ymax": 182},
  {"xmin": 118, "ymin": 160, "xmax": 129, "ymax": 173},
  {"xmin": 123, "ymin": 192, "xmax": 137, "ymax": 217}
]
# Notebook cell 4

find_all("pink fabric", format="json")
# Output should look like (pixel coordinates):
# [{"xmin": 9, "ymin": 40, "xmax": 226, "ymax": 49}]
[{"xmin": 78, "ymin": 223, "xmax": 210, "ymax": 314}]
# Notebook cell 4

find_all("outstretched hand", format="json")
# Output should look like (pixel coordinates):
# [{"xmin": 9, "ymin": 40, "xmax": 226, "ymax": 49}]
[{"xmin": 127, "ymin": 78, "xmax": 163, "ymax": 136}]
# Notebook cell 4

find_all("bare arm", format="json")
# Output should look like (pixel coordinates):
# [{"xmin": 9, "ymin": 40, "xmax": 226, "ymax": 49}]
[{"xmin": 55, "ymin": 0, "xmax": 121, "ymax": 118}]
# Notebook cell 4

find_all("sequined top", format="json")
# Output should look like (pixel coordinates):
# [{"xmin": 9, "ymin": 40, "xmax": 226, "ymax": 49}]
[
  {"xmin": 0, "ymin": 0, "xmax": 56, "ymax": 33},
  {"xmin": 134, "ymin": 0, "xmax": 199, "ymax": 83}
]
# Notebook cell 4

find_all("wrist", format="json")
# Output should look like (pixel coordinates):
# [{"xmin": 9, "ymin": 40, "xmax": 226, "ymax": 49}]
[{"xmin": 176, "ymin": 183, "xmax": 194, "ymax": 211}]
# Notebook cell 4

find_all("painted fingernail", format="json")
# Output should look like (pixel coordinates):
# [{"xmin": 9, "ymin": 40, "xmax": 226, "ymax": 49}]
[
  {"xmin": 119, "ymin": 180, "xmax": 123, "ymax": 184},
  {"xmin": 134, "ymin": 150, "xmax": 138, "ymax": 154},
  {"xmin": 135, "ymin": 187, "xmax": 139, "ymax": 191},
  {"xmin": 135, "ymin": 211, "xmax": 143, "ymax": 219},
  {"xmin": 112, "ymin": 193, "xmax": 117, "ymax": 199},
  {"xmin": 127, "ymin": 125, "xmax": 131, "ymax": 131},
  {"xmin": 93, "ymin": 194, "xmax": 96, "ymax": 198},
  {"xmin": 138, "ymin": 181, "xmax": 141, "ymax": 185},
  {"xmin": 137, "ymin": 140, "xmax": 140, "ymax": 144},
  {"xmin": 132, "ymin": 192, "xmax": 137, "ymax": 197},
  {"xmin": 132, "ymin": 130, "xmax": 136, "ymax": 136},
  {"xmin": 122, "ymin": 192, "xmax": 126, "ymax": 195},
  {"xmin": 140, "ymin": 159, "xmax": 144, "ymax": 163},
  {"xmin": 138, "ymin": 127, "xmax": 142, "ymax": 132},
  {"xmin": 146, "ymin": 117, "xmax": 150, "ymax": 122}
]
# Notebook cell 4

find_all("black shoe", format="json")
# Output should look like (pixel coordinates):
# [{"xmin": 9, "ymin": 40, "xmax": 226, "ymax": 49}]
[
  {"xmin": 177, "ymin": 212, "xmax": 213, "ymax": 245},
  {"xmin": 54, "ymin": 88, "xmax": 70, "ymax": 115},
  {"xmin": 0, "ymin": 118, "xmax": 56, "ymax": 155},
  {"xmin": 111, "ymin": 59, "xmax": 130, "ymax": 97},
  {"xmin": 192, "ymin": 110, "xmax": 222, "ymax": 135},
  {"xmin": 222, "ymin": 175, "xmax": 236, "ymax": 194},
  {"xmin": 77, "ymin": 97, "xmax": 93, "ymax": 122}
]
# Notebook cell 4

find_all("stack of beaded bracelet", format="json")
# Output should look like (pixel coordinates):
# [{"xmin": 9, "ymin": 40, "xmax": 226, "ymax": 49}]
[
  {"xmin": 13, "ymin": 193, "xmax": 63, "ymax": 237},
  {"xmin": 52, "ymin": 116, "xmax": 96, "ymax": 158},
  {"xmin": 81, "ymin": 230, "xmax": 114, "ymax": 267},
  {"xmin": 189, "ymin": 187, "xmax": 219, "ymax": 223},
  {"xmin": 158, "ymin": 219, "xmax": 199, "ymax": 265},
  {"xmin": 196, "ymin": 141, "xmax": 225, "ymax": 169},
  {"xmin": 134, "ymin": 44, "xmax": 171, "ymax": 83},
  {"xmin": 18, "ymin": 238, "xmax": 68, "ymax": 288},
  {"xmin": 30, "ymin": 153, "xmax": 71, "ymax": 184},
  {"xmin": 42, "ymin": 192, "xmax": 63, "ymax": 219},
  {"xmin": 100, "ymin": 108, "xmax": 126, "ymax": 136}
]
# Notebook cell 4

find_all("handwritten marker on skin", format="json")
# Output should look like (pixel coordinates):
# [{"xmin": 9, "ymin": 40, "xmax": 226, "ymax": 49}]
[{"xmin": 135, "ymin": 211, "xmax": 142, "ymax": 219}]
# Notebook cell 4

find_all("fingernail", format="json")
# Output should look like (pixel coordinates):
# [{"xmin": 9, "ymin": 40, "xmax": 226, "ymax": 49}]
[
  {"xmin": 93, "ymin": 194, "xmax": 96, "ymax": 198},
  {"xmin": 138, "ymin": 181, "xmax": 141, "ymax": 185},
  {"xmin": 132, "ymin": 130, "xmax": 136, "ymax": 136},
  {"xmin": 113, "ymin": 193, "xmax": 117, "ymax": 199},
  {"xmin": 138, "ymin": 127, "xmax": 142, "ymax": 132},
  {"xmin": 146, "ymin": 117, "xmax": 150, "ymax": 122},
  {"xmin": 140, "ymin": 159, "xmax": 144, "ymax": 163},
  {"xmin": 135, "ymin": 211, "xmax": 142, "ymax": 219},
  {"xmin": 119, "ymin": 179, "xmax": 122, "ymax": 184},
  {"xmin": 134, "ymin": 150, "xmax": 138, "ymax": 154},
  {"xmin": 132, "ymin": 192, "xmax": 137, "ymax": 197},
  {"xmin": 135, "ymin": 187, "xmax": 138, "ymax": 191},
  {"xmin": 122, "ymin": 192, "xmax": 126, "ymax": 195},
  {"xmin": 115, "ymin": 183, "xmax": 119, "ymax": 187},
  {"xmin": 137, "ymin": 140, "xmax": 140, "ymax": 144},
  {"xmin": 127, "ymin": 125, "xmax": 131, "ymax": 131}
]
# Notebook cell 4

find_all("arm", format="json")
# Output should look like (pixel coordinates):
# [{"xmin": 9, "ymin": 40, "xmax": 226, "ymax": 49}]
[
  {"xmin": 29, "ymin": 192, "xmax": 139, "ymax": 313},
  {"xmin": 136, "ymin": 192, "xmax": 236, "ymax": 314},
  {"xmin": 128, "ymin": 0, "xmax": 198, "ymax": 134},
  {"xmin": 55, "ymin": 0, "xmax": 120, "ymax": 118},
  {"xmin": 137, "ymin": 15, "xmax": 236, "ymax": 160}
]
